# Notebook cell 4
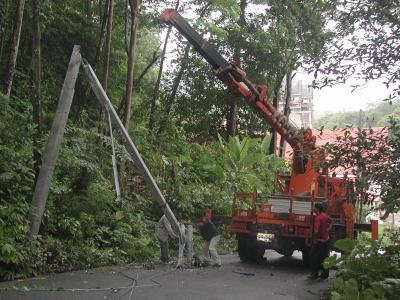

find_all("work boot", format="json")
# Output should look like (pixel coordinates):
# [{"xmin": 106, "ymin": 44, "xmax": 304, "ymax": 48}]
[
  {"xmin": 320, "ymin": 270, "xmax": 329, "ymax": 279},
  {"xmin": 212, "ymin": 263, "xmax": 222, "ymax": 268}
]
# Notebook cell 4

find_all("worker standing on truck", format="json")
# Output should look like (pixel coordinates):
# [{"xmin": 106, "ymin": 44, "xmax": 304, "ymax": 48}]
[
  {"xmin": 196, "ymin": 215, "xmax": 221, "ymax": 267},
  {"xmin": 155, "ymin": 214, "xmax": 178, "ymax": 264},
  {"xmin": 309, "ymin": 202, "xmax": 332, "ymax": 280}
]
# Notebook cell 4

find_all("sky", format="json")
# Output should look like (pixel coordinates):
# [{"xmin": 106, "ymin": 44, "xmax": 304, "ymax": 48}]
[
  {"xmin": 313, "ymin": 80, "xmax": 390, "ymax": 116},
  {"xmin": 294, "ymin": 74, "xmax": 389, "ymax": 117}
]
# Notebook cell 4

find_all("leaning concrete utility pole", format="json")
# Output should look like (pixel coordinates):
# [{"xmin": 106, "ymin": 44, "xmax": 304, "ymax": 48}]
[
  {"xmin": 83, "ymin": 60, "xmax": 193, "ymax": 266},
  {"xmin": 82, "ymin": 60, "xmax": 184, "ymax": 240},
  {"xmin": 28, "ymin": 46, "xmax": 82, "ymax": 240},
  {"xmin": 27, "ymin": 45, "xmax": 192, "ymax": 266}
]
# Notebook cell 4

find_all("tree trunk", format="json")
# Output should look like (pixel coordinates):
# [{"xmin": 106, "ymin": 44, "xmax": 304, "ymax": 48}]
[
  {"xmin": 279, "ymin": 71, "xmax": 292, "ymax": 158},
  {"xmin": 73, "ymin": 0, "xmax": 108, "ymax": 123},
  {"xmin": 158, "ymin": 42, "xmax": 190, "ymax": 134},
  {"xmin": 122, "ymin": 0, "xmax": 139, "ymax": 129},
  {"xmin": 93, "ymin": 0, "xmax": 111, "ymax": 66},
  {"xmin": 31, "ymin": 0, "xmax": 43, "ymax": 177},
  {"xmin": 148, "ymin": 0, "xmax": 180, "ymax": 131},
  {"xmin": 2, "ymin": 0, "xmax": 25, "ymax": 96},
  {"xmin": 117, "ymin": 52, "xmax": 159, "ymax": 116},
  {"xmin": 85, "ymin": 0, "xmax": 92, "ymax": 19},
  {"xmin": 98, "ymin": 0, "xmax": 113, "ymax": 133},
  {"xmin": 227, "ymin": 96, "xmax": 238, "ymax": 137},
  {"xmin": 148, "ymin": 26, "xmax": 172, "ymax": 131},
  {"xmin": 103, "ymin": 0, "xmax": 113, "ymax": 93},
  {"xmin": 119, "ymin": 0, "xmax": 140, "ymax": 191},
  {"xmin": 158, "ymin": 3, "xmax": 212, "ymax": 134},
  {"xmin": 227, "ymin": 0, "xmax": 246, "ymax": 137},
  {"xmin": 268, "ymin": 74, "xmax": 285, "ymax": 155},
  {"xmin": 0, "ymin": 1, "xmax": 11, "ymax": 66}
]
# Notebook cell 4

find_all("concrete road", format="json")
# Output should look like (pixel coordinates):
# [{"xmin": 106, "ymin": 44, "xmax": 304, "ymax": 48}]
[{"xmin": 0, "ymin": 250, "xmax": 331, "ymax": 300}]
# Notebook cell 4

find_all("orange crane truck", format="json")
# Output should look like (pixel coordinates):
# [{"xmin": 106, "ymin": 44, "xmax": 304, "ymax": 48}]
[{"xmin": 160, "ymin": 9, "xmax": 374, "ymax": 264}]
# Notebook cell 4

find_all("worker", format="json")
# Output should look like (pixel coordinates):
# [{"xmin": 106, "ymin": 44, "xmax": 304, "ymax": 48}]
[
  {"xmin": 196, "ymin": 215, "xmax": 221, "ymax": 267},
  {"xmin": 309, "ymin": 202, "xmax": 332, "ymax": 280},
  {"xmin": 155, "ymin": 214, "xmax": 178, "ymax": 264}
]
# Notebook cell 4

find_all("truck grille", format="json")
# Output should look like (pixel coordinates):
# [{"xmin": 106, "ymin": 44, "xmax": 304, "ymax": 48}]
[
  {"xmin": 268, "ymin": 197, "xmax": 290, "ymax": 213},
  {"xmin": 268, "ymin": 195, "xmax": 312, "ymax": 215}
]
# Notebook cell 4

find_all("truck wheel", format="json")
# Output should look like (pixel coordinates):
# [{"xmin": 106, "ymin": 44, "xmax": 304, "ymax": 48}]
[
  {"xmin": 284, "ymin": 250, "xmax": 294, "ymax": 257},
  {"xmin": 302, "ymin": 248, "xmax": 311, "ymax": 266},
  {"xmin": 249, "ymin": 246, "xmax": 265, "ymax": 263},
  {"xmin": 238, "ymin": 238, "xmax": 251, "ymax": 262},
  {"xmin": 277, "ymin": 249, "xmax": 294, "ymax": 257}
]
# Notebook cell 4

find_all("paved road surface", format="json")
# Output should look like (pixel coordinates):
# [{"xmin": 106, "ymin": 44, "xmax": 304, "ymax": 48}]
[{"xmin": 0, "ymin": 251, "xmax": 331, "ymax": 300}]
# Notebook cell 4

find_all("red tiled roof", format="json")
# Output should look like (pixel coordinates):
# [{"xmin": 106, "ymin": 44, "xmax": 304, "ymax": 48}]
[{"xmin": 277, "ymin": 127, "xmax": 388, "ymax": 176}]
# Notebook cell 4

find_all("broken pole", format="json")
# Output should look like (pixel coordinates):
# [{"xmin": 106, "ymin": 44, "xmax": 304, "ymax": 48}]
[
  {"xmin": 28, "ymin": 45, "xmax": 82, "ymax": 240},
  {"xmin": 81, "ymin": 61, "xmax": 185, "ymax": 243}
]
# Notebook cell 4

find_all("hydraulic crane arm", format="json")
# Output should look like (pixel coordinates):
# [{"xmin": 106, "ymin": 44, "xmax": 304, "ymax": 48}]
[{"xmin": 160, "ymin": 9, "xmax": 315, "ymax": 151}]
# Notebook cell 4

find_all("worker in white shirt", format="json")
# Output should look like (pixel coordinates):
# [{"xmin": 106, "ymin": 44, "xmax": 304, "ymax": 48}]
[{"xmin": 155, "ymin": 214, "xmax": 178, "ymax": 263}]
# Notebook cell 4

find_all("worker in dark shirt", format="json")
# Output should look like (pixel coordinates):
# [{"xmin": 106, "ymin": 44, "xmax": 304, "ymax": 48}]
[
  {"xmin": 309, "ymin": 202, "xmax": 332, "ymax": 280},
  {"xmin": 196, "ymin": 216, "xmax": 221, "ymax": 267}
]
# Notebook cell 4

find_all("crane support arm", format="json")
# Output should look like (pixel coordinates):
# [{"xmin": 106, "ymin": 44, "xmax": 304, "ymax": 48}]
[{"xmin": 160, "ymin": 9, "xmax": 316, "ymax": 151}]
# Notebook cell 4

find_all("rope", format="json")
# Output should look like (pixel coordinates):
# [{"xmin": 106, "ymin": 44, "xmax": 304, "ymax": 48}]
[{"xmin": 107, "ymin": 109, "xmax": 121, "ymax": 201}]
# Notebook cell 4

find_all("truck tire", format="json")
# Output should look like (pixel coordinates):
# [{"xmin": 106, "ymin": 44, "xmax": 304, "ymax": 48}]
[
  {"xmin": 277, "ymin": 249, "xmax": 294, "ymax": 257},
  {"xmin": 284, "ymin": 250, "xmax": 294, "ymax": 257},
  {"xmin": 249, "ymin": 245, "xmax": 265, "ymax": 263},
  {"xmin": 302, "ymin": 248, "xmax": 311, "ymax": 266},
  {"xmin": 238, "ymin": 238, "xmax": 251, "ymax": 262}
]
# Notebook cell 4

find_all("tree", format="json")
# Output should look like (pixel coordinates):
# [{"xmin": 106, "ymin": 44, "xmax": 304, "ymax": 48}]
[
  {"xmin": 31, "ymin": 0, "xmax": 43, "ymax": 177},
  {"xmin": 312, "ymin": 0, "xmax": 400, "ymax": 103},
  {"xmin": 318, "ymin": 123, "xmax": 399, "ymax": 218},
  {"xmin": 0, "ymin": 1, "xmax": 11, "ymax": 64},
  {"xmin": 279, "ymin": 71, "xmax": 292, "ymax": 157},
  {"xmin": 119, "ymin": 0, "xmax": 140, "ymax": 191},
  {"xmin": 167, "ymin": 0, "xmax": 336, "ymax": 142},
  {"xmin": 227, "ymin": 0, "xmax": 247, "ymax": 138},
  {"xmin": 375, "ymin": 117, "xmax": 400, "ymax": 214},
  {"xmin": 2, "ymin": 0, "xmax": 25, "ymax": 96},
  {"xmin": 148, "ymin": 0, "xmax": 180, "ymax": 131},
  {"xmin": 98, "ymin": 0, "xmax": 114, "ymax": 133},
  {"xmin": 315, "ymin": 101, "xmax": 400, "ymax": 129},
  {"xmin": 122, "ymin": 0, "xmax": 140, "ymax": 129}
]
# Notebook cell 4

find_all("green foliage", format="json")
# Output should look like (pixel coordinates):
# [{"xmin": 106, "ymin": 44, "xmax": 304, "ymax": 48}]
[
  {"xmin": 312, "ymin": 0, "xmax": 400, "ymax": 102},
  {"xmin": 319, "ymin": 118, "xmax": 400, "ymax": 215},
  {"xmin": 325, "ymin": 232, "xmax": 400, "ymax": 300},
  {"xmin": 377, "ymin": 117, "xmax": 400, "ymax": 213},
  {"xmin": 3, "ymin": 0, "xmax": 396, "ymax": 289},
  {"xmin": 315, "ymin": 101, "xmax": 400, "ymax": 129},
  {"xmin": 0, "ymin": 93, "xmax": 37, "ymax": 280}
]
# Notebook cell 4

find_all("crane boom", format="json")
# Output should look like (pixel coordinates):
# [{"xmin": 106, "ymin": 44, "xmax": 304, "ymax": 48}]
[{"xmin": 160, "ymin": 9, "xmax": 316, "ymax": 152}]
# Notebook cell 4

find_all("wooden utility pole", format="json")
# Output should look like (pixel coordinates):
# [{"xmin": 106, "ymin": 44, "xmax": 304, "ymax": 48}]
[
  {"xmin": 28, "ymin": 46, "xmax": 81, "ymax": 240},
  {"xmin": 2, "ymin": 0, "xmax": 25, "ymax": 96}
]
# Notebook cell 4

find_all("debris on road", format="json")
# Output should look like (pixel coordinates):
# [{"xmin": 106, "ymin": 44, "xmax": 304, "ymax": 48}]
[{"xmin": 232, "ymin": 269, "xmax": 255, "ymax": 276}]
